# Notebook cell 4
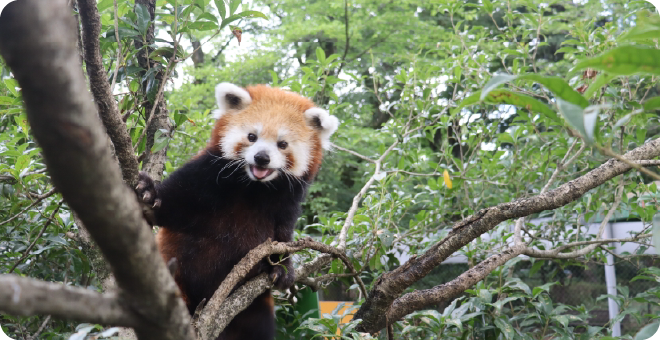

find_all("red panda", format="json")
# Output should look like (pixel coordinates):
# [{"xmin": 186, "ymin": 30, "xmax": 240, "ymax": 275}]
[{"xmin": 135, "ymin": 83, "xmax": 339, "ymax": 340}]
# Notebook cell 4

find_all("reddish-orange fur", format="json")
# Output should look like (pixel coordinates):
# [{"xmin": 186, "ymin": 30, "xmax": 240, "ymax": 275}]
[{"xmin": 207, "ymin": 85, "xmax": 324, "ymax": 179}]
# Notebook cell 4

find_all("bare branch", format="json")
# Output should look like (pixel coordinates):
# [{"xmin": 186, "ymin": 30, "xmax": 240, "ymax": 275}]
[
  {"xmin": 0, "ymin": 188, "xmax": 57, "ymax": 227},
  {"xmin": 0, "ymin": 1, "xmax": 193, "ymax": 339},
  {"xmin": 336, "ymin": 0, "xmax": 350, "ymax": 75},
  {"xmin": 77, "ymin": 0, "xmax": 139, "ymax": 186},
  {"xmin": 524, "ymin": 234, "xmax": 652, "ymax": 259},
  {"xmin": 354, "ymin": 137, "xmax": 660, "ymax": 333},
  {"xmin": 386, "ymin": 245, "xmax": 526, "ymax": 324},
  {"xmin": 0, "ymin": 275, "xmax": 140, "ymax": 327},
  {"xmin": 196, "ymin": 238, "xmax": 366, "ymax": 339},
  {"xmin": 331, "ymin": 143, "xmax": 376, "ymax": 163}
]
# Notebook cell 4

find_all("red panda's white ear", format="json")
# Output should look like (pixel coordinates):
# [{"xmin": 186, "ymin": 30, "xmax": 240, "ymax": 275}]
[
  {"xmin": 212, "ymin": 83, "xmax": 252, "ymax": 119},
  {"xmin": 304, "ymin": 108, "xmax": 340, "ymax": 150}
]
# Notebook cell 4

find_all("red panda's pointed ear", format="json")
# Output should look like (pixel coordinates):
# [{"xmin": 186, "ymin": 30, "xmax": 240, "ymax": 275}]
[
  {"xmin": 304, "ymin": 108, "xmax": 340, "ymax": 150},
  {"xmin": 212, "ymin": 83, "xmax": 252, "ymax": 119}
]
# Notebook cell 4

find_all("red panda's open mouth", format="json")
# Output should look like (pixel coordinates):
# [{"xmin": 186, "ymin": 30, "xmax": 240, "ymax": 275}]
[{"xmin": 250, "ymin": 165, "xmax": 275, "ymax": 180}]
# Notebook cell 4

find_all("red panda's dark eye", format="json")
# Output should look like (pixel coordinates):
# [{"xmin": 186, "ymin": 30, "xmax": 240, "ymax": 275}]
[
  {"xmin": 247, "ymin": 133, "xmax": 257, "ymax": 142},
  {"xmin": 277, "ymin": 141, "xmax": 288, "ymax": 150}
]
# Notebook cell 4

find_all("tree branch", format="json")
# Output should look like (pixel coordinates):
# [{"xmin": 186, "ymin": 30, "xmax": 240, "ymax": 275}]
[
  {"xmin": 77, "ymin": 0, "xmax": 139, "ymax": 186},
  {"xmin": 354, "ymin": 137, "xmax": 660, "ymax": 333},
  {"xmin": 385, "ymin": 245, "xmax": 526, "ymax": 324},
  {"xmin": 0, "ymin": 1, "xmax": 193, "ymax": 339},
  {"xmin": 0, "ymin": 188, "xmax": 57, "ymax": 226},
  {"xmin": 195, "ymin": 238, "xmax": 366, "ymax": 340},
  {"xmin": 0, "ymin": 275, "xmax": 140, "ymax": 327}
]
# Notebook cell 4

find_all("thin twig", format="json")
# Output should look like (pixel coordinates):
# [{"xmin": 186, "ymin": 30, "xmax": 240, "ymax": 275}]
[
  {"xmin": 8, "ymin": 201, "xmax": 63, "ymax": 273},
  {"xmin": 0, "ymin": 188, "xmax": 57, "ymax": 226},
  {"xmin": 336, "ymin": 0, "xmax": 350, "ymax": 75},
  {"xmin": 330, "ymin": 143, "xmax": 376, "ymax": 163},
  {"xmin": 109, "ymin": 0, "xmax": 122, "ymax": 93},
  {"xmin": 27, "ymin": 316, "xmax": 51, "ymax": 340},
  {"xmin": 598, "ymin": 146, "xmax": 660, "ymax": 181}
]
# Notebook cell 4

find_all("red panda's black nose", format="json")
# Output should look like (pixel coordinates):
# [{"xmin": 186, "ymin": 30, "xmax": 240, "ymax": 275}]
[{"xmin": 254, "ymin": 151, "xmax": 270, "ymax": 167}]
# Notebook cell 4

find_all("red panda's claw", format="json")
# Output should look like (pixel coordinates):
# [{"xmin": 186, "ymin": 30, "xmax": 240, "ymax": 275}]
[
  {"xmin": 153, "ymin": 199, "xmax": 161, "ymax": 209},
  {"xmin": 143, "ymin": 192, "xmax": 152, "ymax": 202},
  {"xmin": 271, "ymin": 273, "xmax": 278, "ymax": 284}
]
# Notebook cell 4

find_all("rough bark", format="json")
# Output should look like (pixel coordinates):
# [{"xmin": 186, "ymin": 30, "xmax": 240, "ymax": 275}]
[
  {"xmin": 134, "ymin": 0, "xmax": 171, "ymax": 180},
  {"xmin": 77, "ymin": 0, "xmax": 139, "ymax": 186},
  {"xmin": 196, "ymin": 238, "xmax": 364, "ymax": 339},
  {"xmin": 0, "ymin": 1, "xmax": 193, "ymax": 339},
  {"xmin": 354, "ymin": 137, "xmax": 660, "ymax": 333},
  {"xmin": 0, "ymin": 275, "xmax": 140, "ymax": 327}
]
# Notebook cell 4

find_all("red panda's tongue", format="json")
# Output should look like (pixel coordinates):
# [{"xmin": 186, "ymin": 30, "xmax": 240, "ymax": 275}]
[{"xmin": 251, "ymin": 165, "xmax": 274, "ymax": 179}]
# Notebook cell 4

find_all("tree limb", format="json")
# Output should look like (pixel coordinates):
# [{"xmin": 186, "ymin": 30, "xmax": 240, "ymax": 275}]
[
  {"xmin": 354, "ymin": 137, "xmax": 660, "ymax": 333},
  {"xmin": 0, "ymin": 275, "xmax": 140, "ymax": 328},
  {"xmin": 0, "ymin": 1, "xmax": 193, "ymax": 339},
  {"xmin": 385, "ymin": 245, "xmax": 526, "ymax": 324},
  {"xmin": 195, "ymin": 238, "xmax": 366, "ymax": 340},
  {"xmin": 77, "ymin": 0, "xmax": 139, "ymax": 186}
]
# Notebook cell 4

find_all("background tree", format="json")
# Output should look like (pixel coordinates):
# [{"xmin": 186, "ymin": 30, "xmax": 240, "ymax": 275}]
[{"xmin": 1, "ymin": 0, "xmax": 660, "ymax": 339}]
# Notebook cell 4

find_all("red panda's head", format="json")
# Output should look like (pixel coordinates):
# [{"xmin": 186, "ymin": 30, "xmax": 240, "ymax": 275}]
[{"xmin": 208, "ymin": 83, "xmax": 339, "ymax": 182}]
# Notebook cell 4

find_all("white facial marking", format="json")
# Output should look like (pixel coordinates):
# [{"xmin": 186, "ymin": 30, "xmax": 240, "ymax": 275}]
[
  {"xmin": 219, "ymin": 126, "xmax": 244, "ymax": 159},
  {"xmin": 244, "ymin": 139, "xmax": 286, "ymax": 170}
]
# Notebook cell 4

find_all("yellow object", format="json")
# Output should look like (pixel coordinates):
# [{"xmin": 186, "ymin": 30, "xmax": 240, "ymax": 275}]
[
  {"xmin": 443, "ymin": 170, "xmax": 453, "ymax": 189},
  {"xmin": 319, "ymin": 301, "xmax": 355, "ymax": 324}
]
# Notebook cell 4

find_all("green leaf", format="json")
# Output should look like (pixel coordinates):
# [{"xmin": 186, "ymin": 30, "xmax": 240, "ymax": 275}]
[
  {"xmin": 504, "ymin": 278, "xmax": 531, "ymax": 295},
  {"xmin": 613, "ymin": 113, "xmax": 632, "ymax": 129},
  {"xmin": 494, "ymin": 317, "xmax": 515, "ymax": 340},
  {"xmin": 582, "ymin": 104, "xmax": 608, "ymax": 143},
  {"xmin": 269, "ymin": 70, "xmax": 278, "ymax": 86},
  {"xmin": 484, "ymin": 90, "xmax": 558, "ymax": 121},
  {"xmin": 97, "ymin": 0, "xmax": 114, "ymax": 13},
  {"xmin": 482, "ymin": 0, "xmax": 493, "ymax": 12},
  {"xmin": 14, "ymin": 115, "xmax": 28, "ymax": 133},
  {"xmin": 533, "ymin": 282, "xmax": 555, "ymax": 297},
  {"xmin": 480, "ymin": 74, "xmax": 517, "ymax": 101},
  {"xmin": 152, "ymin": 129, "xmax": 170, "ymax": 153},
  {"xmin": 214, "ymin": 0, "xmax": 226, "ymax": 19},
  {"xmin": 553, "ymin": 315, "xmax": 570, "ymax": 329},
  {"xmin": 4, "ymin": 78, "xmax": 19, "ymax": 96},
  {"xmin": 149, "ymin": 46, "xmax": 185, "ymax": 59},
  {"xmin": 229, "ymin": 0, "xmax": 240, "ymax": 16},
  {"xmin": 0, "ymin": 96, "xmax": 14, "ymax": 105},
  {"xmin": 481, "ymin": 74, "xmax": 588, "ymax": 108},
  {"xmin": 556, "ymin": 99, "xmax": 587, "ymax": 140},
  {"xmin": 454, "ymin": 91, "xmax": 482, "ymax": 113},
  {"xmin": 316, "ymin": 47, "xmax": 326, "ymax": 64},
  {"xmin": 135, "ymin": 3, "xmax": 152, "ymax": 35},
  {"xmin": 634, "ymin": 322, "xmax": 660, "ymax": 340},
  {"xmin": 187, "ymin": 20, "xmax": 219, "ymax": 31},
  {"xmin": 584, "ymin": 73, "xmax": 615, "ymax": 99},
  {"xmin": 104, "ymin": 27, "xmax": 141, "ymax": 41},
  {"xmin": 518, "ymin": 74, "xmax": 588, "ymax": 108},
  {"xmin": 572, "ymin": 46, "xmax": 660, "ymax": 76},
  {"xmin": 644, "ymin": 96, "xmax": 660, "ymax": 111},
  {"xmin": 15, "ymin": 155, "xmax": 30, "ymax": 172},
  {"xmin": 220, "ymin": 10, "xmax": 268, "ymax": 29},
  {"xmin": 529, "ymin": 260, "xmax": 544, "ymax": 277}
]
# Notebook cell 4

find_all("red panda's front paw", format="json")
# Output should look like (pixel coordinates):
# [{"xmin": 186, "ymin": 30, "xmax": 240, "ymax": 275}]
[
  {"xmin": 269, "ymin": 265, "xmax": 295, "ymax": 290},
  {"xmin": 135, "ymin": 171, "xmax": 161, "ymax": 209}
]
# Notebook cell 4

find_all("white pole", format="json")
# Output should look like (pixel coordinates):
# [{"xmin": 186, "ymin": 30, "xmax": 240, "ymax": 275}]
[{"xmin": 603, "ymin": 222, "xmax": 621, "ymax": 337}]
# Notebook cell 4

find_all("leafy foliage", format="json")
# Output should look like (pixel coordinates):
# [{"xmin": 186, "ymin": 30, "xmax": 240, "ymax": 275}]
[{"xmin": 1, "ymin": 0, "xmax": 660, "ymax": 339}]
